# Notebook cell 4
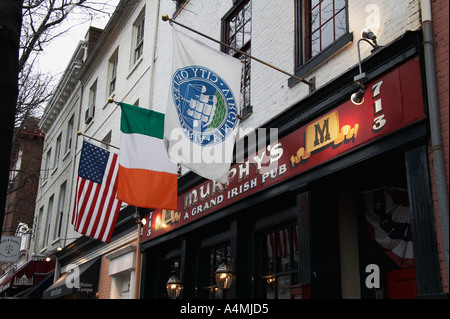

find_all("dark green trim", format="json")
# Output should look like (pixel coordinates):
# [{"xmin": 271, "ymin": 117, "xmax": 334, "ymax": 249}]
[{"xmin": 405, "ymin": 145, "xmax": 443, "ymax": 296}]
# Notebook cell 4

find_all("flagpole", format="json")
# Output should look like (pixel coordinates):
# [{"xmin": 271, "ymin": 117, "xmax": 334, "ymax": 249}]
[
  {"xmin": 134, "ymin": 220, "xmax": 142, "ymax": 299},
  {"xmin": 161, "ymin": 14, "xmax": 315, "ymax": 90},
  {"xmin": 77, "ymin": 131, "xmax": 120, "ymax": 150},
  {"xmin": 134, "ymin": 207, "xmax": 146, "ymax": 299}
]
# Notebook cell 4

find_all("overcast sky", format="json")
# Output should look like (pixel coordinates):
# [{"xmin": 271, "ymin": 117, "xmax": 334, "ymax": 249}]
[{"xmin": 36, "ymin": 1, "xmax": 119, "ymax": 79}]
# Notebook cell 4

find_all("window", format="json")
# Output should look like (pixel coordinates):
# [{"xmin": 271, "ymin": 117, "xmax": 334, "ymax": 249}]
[
  {"xmin": 86, "ymin": 81, "xmax": 96, "ymax": 124},
  {"xmin": 109, "ymin": 50, "xmax": 119, "ymax": 96},
  {"xmin": 43, "ymin": 148, "xmax": 51, "ymax": 181},
  {"xmin": 54, "ymin": 133, "xmax": 62, "ymax": 169},
  {"xmin": 65, "ymin": 115, "xmax": 74, "ymax": 153},
  {"xmin": 44, "ymin": 195, "xmax": 54, "ymax": 247},
  {"xmin": 134, "ymin": 15, "xmax": 145, "ymax": 64},
  {"xmin": 35, "ymin": 206, "xmax": 44, "ymax": 252},
  {"xmin": 174, "ymin": 0, "xmax": 188, "ymax": 16},
  {"xmin": 306, "ymin": 0, "xmax": 347, "ymax": 60},
  {"xmin": 8, "ymin": 147, "xmax": 22, "ymax": 190},
  {"xmin": 111, "ymin": 272, "xmax": 132, "ymax": 299},
  {"xmin": 106, "ymin": 246, "xmax": 139, "ymax": 299},
  {"xmin": 89, "ymin": 81, "xmax": 97, "ymax": 108},
  {"xmin": 199, "ymin": 244, "xmax": 231, "ymax": 299},
  {"xmin": 223, "ymin": 0, "xmax": 252, "ymax": 118},
  {"xmin": 54, "ymin": 182, "xmax": 66, "ymax": 240},
  {"xmin": 102, "ymin": 131, "xmax": 112, "ymax": 151},
  {"xmin": 161, "ymin": 258, "xmax": 181, "ymax": 299},
  {"xmin": 293, "ymin": 0, "xmax": 350, "ymax": 80},
  {"xmin": 262, "ymin": 224, "xmax": 299, "ymax": 299}
]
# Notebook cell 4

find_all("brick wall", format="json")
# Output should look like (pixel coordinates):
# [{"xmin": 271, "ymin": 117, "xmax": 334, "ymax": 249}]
[
  {"xmin": 3, "ymin": 119, "xmax": 44, "ymax": 235},
  {"xmin": 96, "ymin": 236, "xmax": 139, "ymax": 299},
  {"xmin": 86, "ymin": 27, "xmax": 103, "ymax": 57},
  {"xmin": 432, "ymin": 0, "xmax": 449, "ymax": 192},
  {"xmin": 97, "ymin": 256, "xmax": 112, "ymax": 299},
  {"xmin": 153, "ymin": 0, "xmax": 422, "ymax": 133},
  {"xmin": 430, "ymin": 0, "xmax": 449, "ymax": 293}
]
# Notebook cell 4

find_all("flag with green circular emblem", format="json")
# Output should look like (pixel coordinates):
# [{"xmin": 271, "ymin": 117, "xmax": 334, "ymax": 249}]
[{"xmin": 165, "ymin": 28, "xmax": 242, "ymax": 183}]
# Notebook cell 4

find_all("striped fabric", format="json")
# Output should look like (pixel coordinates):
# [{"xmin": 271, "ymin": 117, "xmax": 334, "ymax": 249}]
[
  {"xmin": 266, "ymin": 226, "xmax": 299, "ymax": 260},
  {"xmin": 118, "ymin": 103, "xmax": 178, "ymax": 210},
  {"xmin": 72, "ymin": 141, "xmax": 122, "ymax": 243}
]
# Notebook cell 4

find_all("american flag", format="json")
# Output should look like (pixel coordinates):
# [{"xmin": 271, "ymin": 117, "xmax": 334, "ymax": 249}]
[
  {"xmin": 266, "ymin": 226, "xmax": 298, "ymax": 260},
  {"xmin": 72, "ymin": 141, "xmax": 122, "ymax": 243}
]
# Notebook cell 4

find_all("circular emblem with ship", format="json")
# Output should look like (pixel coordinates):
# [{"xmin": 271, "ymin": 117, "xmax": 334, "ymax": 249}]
[{"xmin": 171, "ymin": 65, "xmax": 239, "ymax": 146}]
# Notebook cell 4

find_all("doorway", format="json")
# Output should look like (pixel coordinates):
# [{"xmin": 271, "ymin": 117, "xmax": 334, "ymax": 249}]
[{"xmin": 309, "ymin": 149, "xmax": 418, "ymax": 299}]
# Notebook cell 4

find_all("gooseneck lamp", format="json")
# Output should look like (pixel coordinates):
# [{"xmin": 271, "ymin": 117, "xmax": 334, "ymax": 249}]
[{"xmin": 351, "ymin": 29, "xmax": 380, "ymax": 105}]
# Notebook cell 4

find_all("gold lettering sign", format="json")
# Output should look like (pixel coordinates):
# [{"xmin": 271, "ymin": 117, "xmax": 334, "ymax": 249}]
[
  {"xmin": 290, "ymin": 110, "xmax": 359, "ymax": 168},
  {"xmin": 305, "ymin": 110, "xmax": 340, "ymax": 154}
]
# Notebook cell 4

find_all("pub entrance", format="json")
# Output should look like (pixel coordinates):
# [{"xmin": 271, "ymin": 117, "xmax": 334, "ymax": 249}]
[
  {"xmin": 308, "ymin": 148, "xmax": 418, "ymax": 299},
  {"xmin": 141, "ymin": 147, "xmax": 421, "ymax": 299}
]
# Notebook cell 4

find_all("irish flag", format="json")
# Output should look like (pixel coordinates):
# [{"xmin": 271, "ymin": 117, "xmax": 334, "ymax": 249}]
[{"xmin": 118, "ymin": 103, "xmax": 178, "ymax": 210}]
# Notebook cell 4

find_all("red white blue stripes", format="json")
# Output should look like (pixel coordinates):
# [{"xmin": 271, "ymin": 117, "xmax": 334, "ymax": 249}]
[{"xmin": 72, "ymin": 141, "xmax": 122, "ymax": 243}]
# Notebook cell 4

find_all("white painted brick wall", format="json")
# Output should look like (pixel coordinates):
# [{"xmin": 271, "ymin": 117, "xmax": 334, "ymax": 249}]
[{"xmin": 153, "ymin": 0, "xmax": 421, "ymax": 133}]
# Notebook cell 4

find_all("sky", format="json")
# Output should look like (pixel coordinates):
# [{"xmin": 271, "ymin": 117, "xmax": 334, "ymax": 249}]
[{"xmin": 36, "ymin": 1, "xmax": 119, "ymax": 79}]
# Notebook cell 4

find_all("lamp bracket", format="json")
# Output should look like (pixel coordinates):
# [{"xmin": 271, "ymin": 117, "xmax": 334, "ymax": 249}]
[{"xmin": 354, "ymin": 72, "xmax": 368, "ymax": 85}]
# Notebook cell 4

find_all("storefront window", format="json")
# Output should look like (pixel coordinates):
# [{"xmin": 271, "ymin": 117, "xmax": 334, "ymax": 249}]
[
  {"xmin": 263, "ymin": 225, "xmax": 299, "ymax": 299},
  {"xmin": 199, "ymin": 244, "xmax": 231, "ymax": 299}
]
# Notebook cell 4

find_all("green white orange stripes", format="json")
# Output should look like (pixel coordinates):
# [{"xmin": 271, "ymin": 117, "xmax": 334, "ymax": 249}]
[{"xmin": 118, "ymin": 103, "xmax": 178, "ymax": 210}]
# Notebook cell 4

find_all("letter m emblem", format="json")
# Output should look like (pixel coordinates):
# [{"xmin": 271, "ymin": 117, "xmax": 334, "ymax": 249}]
[{"xmin": 305, "ymin": 110, "xmax": 340, "ymax": 153}]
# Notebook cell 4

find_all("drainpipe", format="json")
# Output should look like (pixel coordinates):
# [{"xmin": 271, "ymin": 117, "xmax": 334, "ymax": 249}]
[
  {"xmin": 148, "ymin": 0, "xmax": 161, "ymax": 110},
  {"xmin": 421, "ymin": 0, "xmax": 449, "ymax": 289}
]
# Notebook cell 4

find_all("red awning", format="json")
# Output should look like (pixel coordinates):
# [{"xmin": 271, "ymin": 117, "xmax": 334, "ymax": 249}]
[{"xmin": 0, "ymin": 259, "xmax": 55, "ymax": 296}]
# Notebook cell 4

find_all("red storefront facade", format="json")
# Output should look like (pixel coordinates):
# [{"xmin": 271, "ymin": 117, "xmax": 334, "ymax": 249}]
[
  {"xmin": 139, "ymin": 31, "xmax": 446, "ymax": 300},
  {"xmin": 142, "ymin": 58, "xmax": 425, "ymax": 244}
]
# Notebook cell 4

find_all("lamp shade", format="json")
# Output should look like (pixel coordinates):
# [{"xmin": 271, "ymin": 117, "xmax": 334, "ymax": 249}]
[{"xmin": 351, "ymin": 86, "xmax": 365, "ymax": 105}]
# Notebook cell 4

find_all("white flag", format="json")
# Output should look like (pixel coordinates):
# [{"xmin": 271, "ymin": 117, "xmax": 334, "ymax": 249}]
[{"xmin": 164, "ymin": 28, "xmax": 242, "ymax": 183}]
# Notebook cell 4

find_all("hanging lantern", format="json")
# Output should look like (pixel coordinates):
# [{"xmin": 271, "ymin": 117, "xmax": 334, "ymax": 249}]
[
  {"xmin": 166, "ymin": 271, "xmax": 183, "ymax": 299},
  {"xmin": 214, "ymin": 259, "xmax": 233, "ymax": 290}
]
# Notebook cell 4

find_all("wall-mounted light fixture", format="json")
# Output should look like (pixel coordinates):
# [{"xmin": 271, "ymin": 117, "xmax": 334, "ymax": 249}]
[
  {"xmin": 351, "ymin": 85, "xmax": 366, "ymax": 105},
  {"xmin": 54, "ymin": 237, "xmax": 83, "ymax": 252},
  {"xmin": 214, "ymin": 258, "xmax": 234, "ymax": 290},
  {"xmin": 43, "ymin": 246, "xmax": 63, "ymax": 262},
  {"xmin": 351, "ymin": 29, "xmax": 380, "ymax": 105},
  {"xmin": 134, "ymin": 207, "xmax": 147, "ymax": 226}
]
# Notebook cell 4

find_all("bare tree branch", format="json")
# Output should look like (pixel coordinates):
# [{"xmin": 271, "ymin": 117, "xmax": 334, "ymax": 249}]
[
  {"xmin": 15, "ymin": 0, "xmax": 117, "ymax": 127},
  {"xmin": 7, "ymin": 168, "xmax": 41, "ymax": 196},
  {"xmin": 19, "ymin": 0, "xmax": 116, "ymax": 72}
]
